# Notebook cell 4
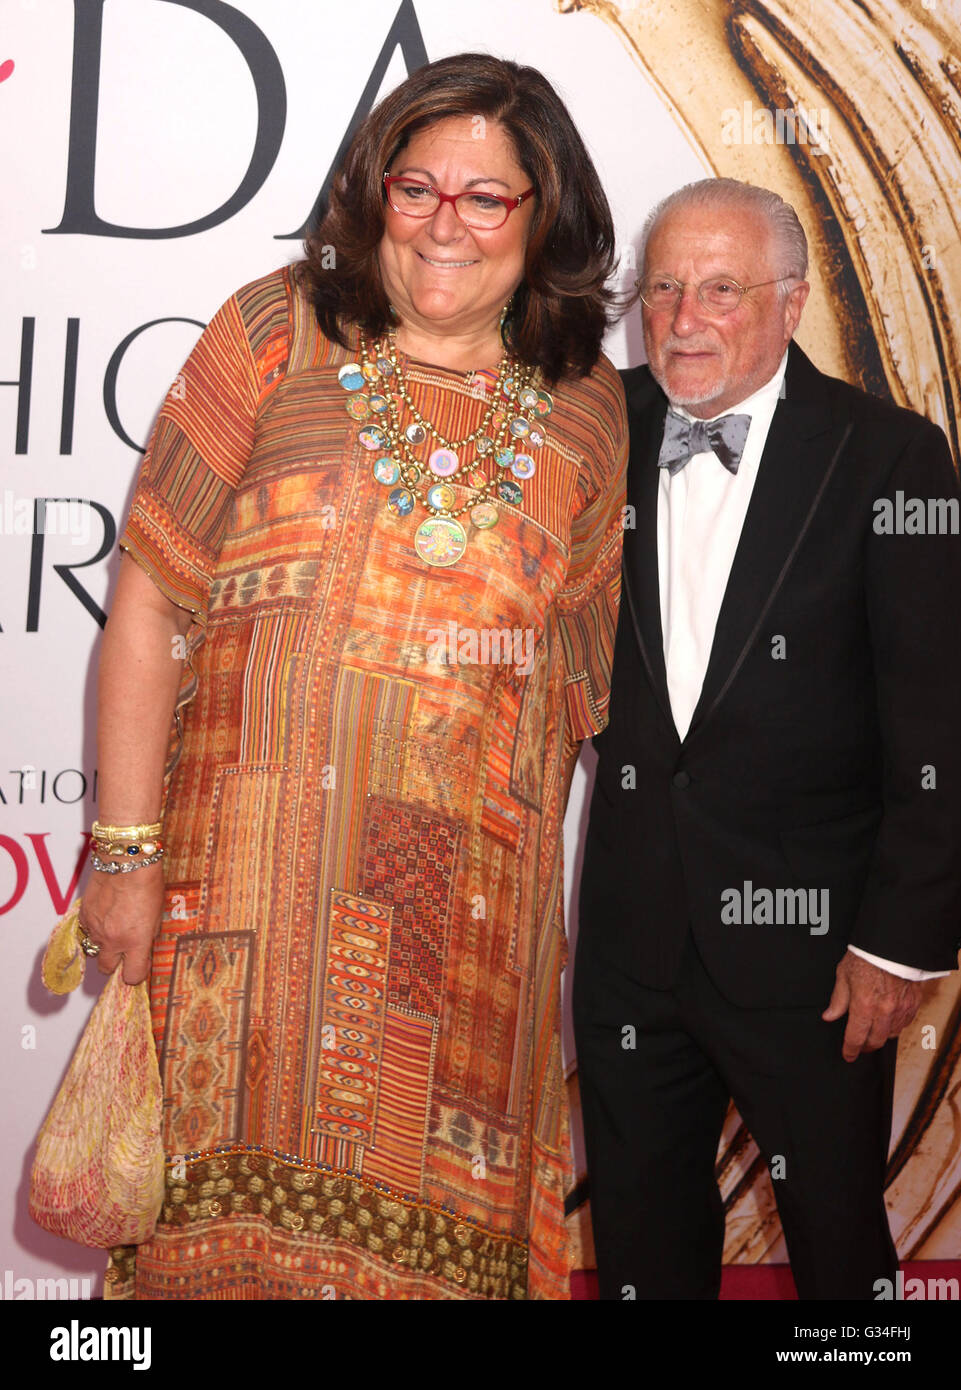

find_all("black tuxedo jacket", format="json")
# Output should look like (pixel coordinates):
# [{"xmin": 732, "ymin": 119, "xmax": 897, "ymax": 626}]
[{"xmin": 579, "ymin": 342, "xmax": 961, "ymax": 1007}]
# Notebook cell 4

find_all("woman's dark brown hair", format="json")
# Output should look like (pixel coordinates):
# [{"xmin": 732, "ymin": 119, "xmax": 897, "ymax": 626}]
[{"xmin": 297, "ymin": 53, "xmax": 619, "ymax": 383}]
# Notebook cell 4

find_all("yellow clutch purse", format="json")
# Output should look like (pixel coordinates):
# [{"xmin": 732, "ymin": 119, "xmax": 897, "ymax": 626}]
[{"xmin": 29, "ymin": 899, "xmax": 165, "ymax": 1248}]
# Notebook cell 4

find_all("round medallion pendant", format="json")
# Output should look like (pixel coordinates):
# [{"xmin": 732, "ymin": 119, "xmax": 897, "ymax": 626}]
[
  {"xmin": 359, "ymin": 426, "xmax": 388, "ymax": 451},
  {"xmin": 511, "ymin": 453, "xmax": 536, "ymax": 479},
  {"xmin": 428, "ymin": 447, "xmax": 459, "ymax": 477},
  {"xmin": 387, "ymin": 487, "xmax": 415, "ymax": 517},
  {"xmin": 471, "ymin": 502, "xmax": 498, "ymax": 529},
  {"xmin": 426, "ymin": 482, "xmax": 456, "ymax": 512},
  {"xmin": 373, "ymin": 456, "xmax": 401, "ymax": 485},
  {"xmin": 414, "ymin": 515, "xmax": 468, "ymax": 567},
  {"xmin": 339, "ymin": 363, "xmax": 364, "ymax": 391}
]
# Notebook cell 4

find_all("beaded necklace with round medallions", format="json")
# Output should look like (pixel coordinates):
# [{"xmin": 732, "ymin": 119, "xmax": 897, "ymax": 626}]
[{"xmin": 338, "ymin": 329, "xmax": 553, "ymax": 568}]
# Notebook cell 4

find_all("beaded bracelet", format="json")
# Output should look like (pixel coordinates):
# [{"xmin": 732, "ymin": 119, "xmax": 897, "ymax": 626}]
[
  {"xmin": 91, "ymin": 835, "xmax": 164, "ymax": 858},
  {"xmin": 90, "ymin": 848, "xmax": 165, "ymax": 875}
]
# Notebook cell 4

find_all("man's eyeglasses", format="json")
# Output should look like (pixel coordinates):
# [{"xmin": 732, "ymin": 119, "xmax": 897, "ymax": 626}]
[
  {"xmin": 636, "ymin": 274, "xmax": 788, "ymax": 315},
  {"xmin": 383, "ymin": 173, "xmax": 534, "ymax": 230}
]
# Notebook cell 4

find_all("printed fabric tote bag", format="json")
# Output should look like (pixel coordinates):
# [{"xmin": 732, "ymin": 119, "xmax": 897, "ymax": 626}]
[{"xmin": 29, "ymin": 898, "xmax": 165, "ymax": 1247}]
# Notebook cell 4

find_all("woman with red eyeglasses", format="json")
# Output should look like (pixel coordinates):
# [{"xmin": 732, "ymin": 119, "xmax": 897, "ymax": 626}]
[{"xmin": 79, "ymin": 52, "xmax": 627, "ymax": 1301}]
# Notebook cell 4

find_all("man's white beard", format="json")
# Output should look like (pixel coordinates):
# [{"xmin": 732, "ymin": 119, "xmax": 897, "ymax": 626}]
[{"xmin": 648, "ymin": 361, "xmax": 722, "ymax": 410}]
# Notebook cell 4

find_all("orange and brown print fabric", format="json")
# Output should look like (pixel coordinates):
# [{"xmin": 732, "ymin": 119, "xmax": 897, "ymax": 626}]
[{"xmin": 107, "ymin": 265, "xmax": 627, "ymax": 1300}]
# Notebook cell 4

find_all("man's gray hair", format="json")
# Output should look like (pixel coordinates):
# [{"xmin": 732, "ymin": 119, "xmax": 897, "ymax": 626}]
[{"xmin": 641, "ymin": 178, "xmax": 808, "ymax": 291}]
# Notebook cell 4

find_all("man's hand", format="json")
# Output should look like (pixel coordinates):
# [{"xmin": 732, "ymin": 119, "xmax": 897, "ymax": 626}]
[{"xmin": 822, "ymin": 950, "xmax": 921, "ymax": 1062}]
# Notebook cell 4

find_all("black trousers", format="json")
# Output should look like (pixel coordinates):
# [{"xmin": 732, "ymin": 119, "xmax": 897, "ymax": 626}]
[{"xmin": 572, "ymin": 929, "xmax": 899, "ymax": 1300}]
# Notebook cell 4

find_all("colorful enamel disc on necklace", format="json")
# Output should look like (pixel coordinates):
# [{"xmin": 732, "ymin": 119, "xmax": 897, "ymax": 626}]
[
  {"xmin": 339, "ymin": 362, "xmax": 365, "ymax": 392},
  {"xmin": 426, "ymin": 482, "xmax": 455, "ymax": 512},
  {"xmin": 359, "ymin": 426, "xmax": 388, "ymax": 451},
  {"xmin": 373, "ymin": 456, "xmax": 401, "ymax": 485},
  {"xmin": 470, "ymin": 502, "xmax": 498, "ymax": 529},
  {"xmin": 428, "ymin": 447, "xmax": 459, "ymax": 477},
  {"xmin": 388, "ymin": 487, "xmax": 415, "ymax": 517},
  {"xmin": 414, "ymin": 516, "xmax": 468, "ymax": 567}
]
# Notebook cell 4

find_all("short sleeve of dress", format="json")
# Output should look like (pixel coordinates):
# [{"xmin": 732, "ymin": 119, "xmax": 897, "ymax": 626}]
[
  {"xmin": 556, "ymin": 361, "xmax": 629, "ymax": 750},
  {"xmin": 118, "ymin": 293, "xmax": 260, "ymax": 624}
]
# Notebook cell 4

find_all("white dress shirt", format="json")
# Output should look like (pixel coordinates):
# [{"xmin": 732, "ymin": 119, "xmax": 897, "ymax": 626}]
[{"xmin": 656, "ymin": 350, "xmax": 944, "ymax": 982}]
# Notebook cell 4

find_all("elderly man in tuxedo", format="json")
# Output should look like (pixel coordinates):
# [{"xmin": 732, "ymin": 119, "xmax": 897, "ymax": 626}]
[{"xmin": 574, "ymin": 178, "xmax": 961, "ymax": 1301}]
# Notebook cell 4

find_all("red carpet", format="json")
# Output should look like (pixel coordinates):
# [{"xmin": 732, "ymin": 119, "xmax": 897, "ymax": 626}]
[{"xmin": 571, "ymin": 1261, "xmax": 961, "ymax": 1300}]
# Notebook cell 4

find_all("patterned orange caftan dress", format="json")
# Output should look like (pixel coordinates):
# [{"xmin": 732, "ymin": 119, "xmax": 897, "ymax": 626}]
[{"xmin": 107, "ymin": 265, "xmax": 626, "ymax": 1299}]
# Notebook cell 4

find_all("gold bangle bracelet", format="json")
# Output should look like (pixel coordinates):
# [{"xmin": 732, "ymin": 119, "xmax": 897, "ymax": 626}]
[{"xmin": 91, "ymin": 820, "xmax": 163, "ymax": 841}]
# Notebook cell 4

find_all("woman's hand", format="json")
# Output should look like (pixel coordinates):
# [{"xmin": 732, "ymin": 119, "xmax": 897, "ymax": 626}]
[{"xmin": 78, "ymin": 859, "xmax": 166, "ymax": 984}]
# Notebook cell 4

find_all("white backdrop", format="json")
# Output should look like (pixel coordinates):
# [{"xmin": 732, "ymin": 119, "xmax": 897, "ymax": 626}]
[{"xmin": 0, "ymin": 0, "xmax": 706, "ymax": 1293}]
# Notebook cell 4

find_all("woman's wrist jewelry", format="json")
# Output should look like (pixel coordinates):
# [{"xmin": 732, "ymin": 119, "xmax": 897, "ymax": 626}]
[
  {"xmin": 90, "ymin": 848, "xmax": 165, "ymax": 874},
  {"xmin": 90, "ymin": 819, "xmax": 164, "ymax": 864},
  {"xmin": 90, "ymin": 834, "xmax": 165, "ymax": 860},
  {"xmin": 91, "ymin": 820, "xmax": 162, "ymax": 841}
]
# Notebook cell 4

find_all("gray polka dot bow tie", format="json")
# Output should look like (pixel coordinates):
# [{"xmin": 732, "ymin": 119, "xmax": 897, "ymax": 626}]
[{"xmin": 657, "ymin": 409, "xmax": 752, "ymax": 476}]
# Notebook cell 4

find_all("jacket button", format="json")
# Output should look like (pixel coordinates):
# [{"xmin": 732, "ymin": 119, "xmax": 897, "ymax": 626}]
[{"xmin": 672, "ymin": 770, "xmax": 691, "ymax": 788}]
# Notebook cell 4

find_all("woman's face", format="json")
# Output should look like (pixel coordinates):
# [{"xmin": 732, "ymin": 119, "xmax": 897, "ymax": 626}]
[{"xmin": 377, "ymin": 115, "xmax": 534, "ymax": 343}]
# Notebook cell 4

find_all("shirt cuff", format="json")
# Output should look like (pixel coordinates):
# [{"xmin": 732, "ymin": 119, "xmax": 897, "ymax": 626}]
[{"xmin": 847, "ymin": 944, "xmax": 950, "ymax": 981}]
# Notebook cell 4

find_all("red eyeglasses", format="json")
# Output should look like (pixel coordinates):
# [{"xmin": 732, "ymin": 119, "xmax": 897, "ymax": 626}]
[{"xmin": 383, "ymin": 173, "xmax": 534, "ymax": 230}]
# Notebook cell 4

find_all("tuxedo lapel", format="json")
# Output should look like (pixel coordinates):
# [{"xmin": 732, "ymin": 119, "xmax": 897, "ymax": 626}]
[
  {"xmin": 685, "ymin": 344, "xmax": 853, "ymax": 740},
  {"xmin": 619, "ymin": 368, "xmax": 676, "ymax": 735}
]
